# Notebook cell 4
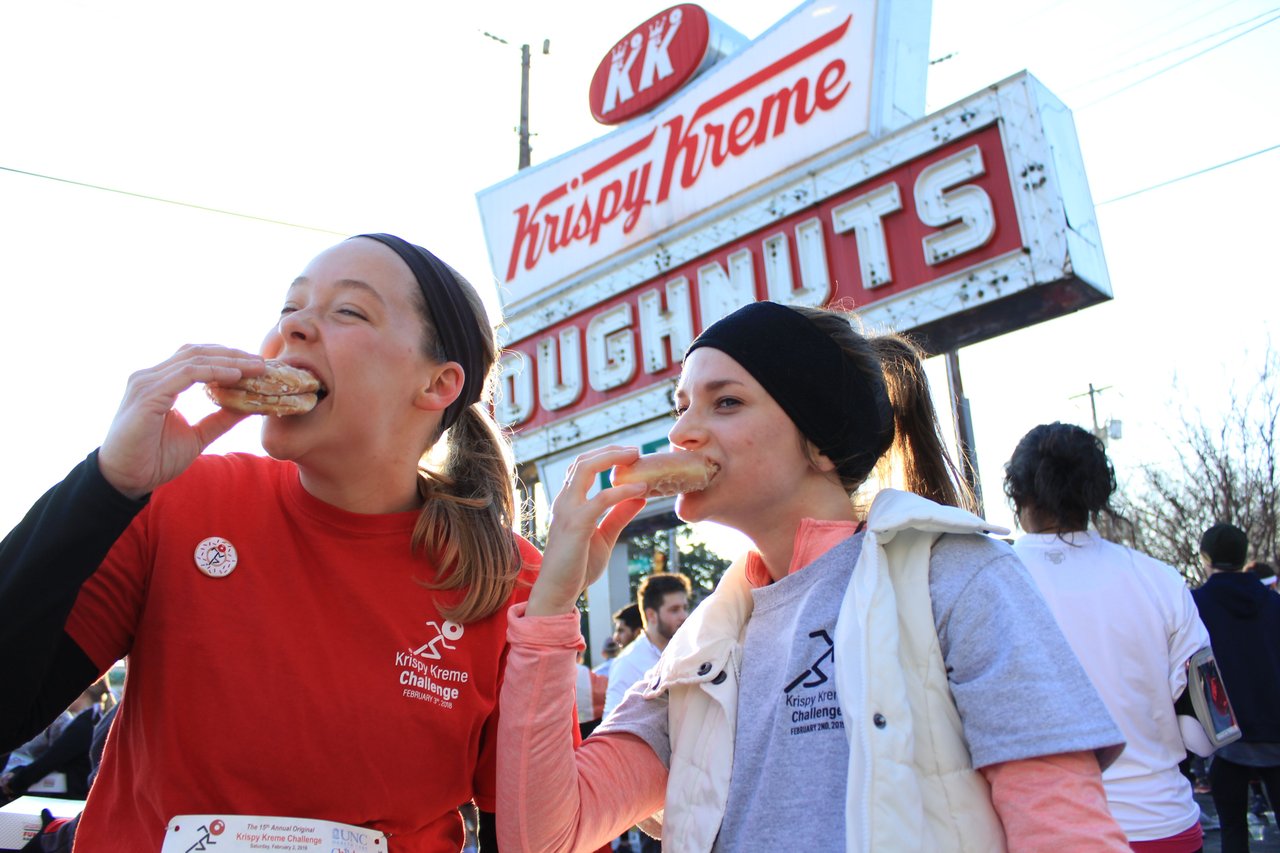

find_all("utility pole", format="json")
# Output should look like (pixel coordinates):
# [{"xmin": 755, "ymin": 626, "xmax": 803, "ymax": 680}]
[
  {"xmin": 1070, "ymin": 383, "xmax": 1115, "ymax": 444},
  {"xmin": 483, "ymin": 31, "xmax": 548, "ymax": 171},
  {"xmin": 518, "ymin": 43, "xmax": 531, "ymax": 170}
]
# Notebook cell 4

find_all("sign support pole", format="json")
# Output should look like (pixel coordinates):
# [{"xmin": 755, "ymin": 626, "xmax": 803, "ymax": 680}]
[{"xmin": 945, "ymin": 349, "xmax": 985, "ymax": 517}]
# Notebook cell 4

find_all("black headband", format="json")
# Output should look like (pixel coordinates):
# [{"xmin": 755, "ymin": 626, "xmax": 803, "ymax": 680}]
[
  {"xmin": 686, "ymin": 301, "xmax": 895, "ymax": 483},
  {"xmin": 354, "ymin": 233, "xmax": 485, "ymax": 432}
]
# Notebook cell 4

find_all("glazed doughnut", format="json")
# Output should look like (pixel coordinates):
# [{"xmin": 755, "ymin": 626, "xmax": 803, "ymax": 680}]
[
  {"xmin": 206, "ymin": 360, "xmax": 322, "ymax": 416},
  {"xmin": 612, "ymin": 451, "xmax": 718, "ymax": 498}
]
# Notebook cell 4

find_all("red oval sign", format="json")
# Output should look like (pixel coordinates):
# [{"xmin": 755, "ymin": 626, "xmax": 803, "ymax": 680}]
[{"xmin": 588, "ymin": 4, "xmax": 711, "ymax": 125}]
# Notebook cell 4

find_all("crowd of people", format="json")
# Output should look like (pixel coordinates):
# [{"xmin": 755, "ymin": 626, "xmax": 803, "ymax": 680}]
[{"xmin": 1, "ymin": 235, "xmax": 1276, "ymax": 853}]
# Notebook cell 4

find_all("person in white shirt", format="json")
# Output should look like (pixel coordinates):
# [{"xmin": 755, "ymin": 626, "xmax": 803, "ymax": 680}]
[
  {"xmin": 601, "ymin": 575, "xmax": 690, "ymax": 852},
  {"xmin": 596, "ymin": 604, "xmax": 643, "ymax": 683},
  {"xmin": 603, "ymin": 574, "xmax": 691, "ymax": 721},
  {"xmin": 1005, "ymin": 422, "xmax": 1213, "ymax": 853}
]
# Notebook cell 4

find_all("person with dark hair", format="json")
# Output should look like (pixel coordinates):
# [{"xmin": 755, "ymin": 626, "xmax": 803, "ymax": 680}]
[
  {"xmin": 603, "ymin": 573, "xmax": 691, "ymax": 720},
  {"xmin": 17, "ymin": 702, "xmax": 119, "ymax": 852},
  {"xmin": 1193, "ymin": 523, "xmax": 1280, "ymax": 853},
  {"xmin": 595, "ymin": 603, "xmax": 643, "ymax": 684},
  {"xmin": 603, "ymin": 578, "xmax": 691, "ymax": 853},
  {"xmin": 613, "ymin": 603, "xmax": 644, "ymax": 648},
  {"xmin": 0, "ymin": 235, "xmax": 539, "ymax": 851},
  {"xmin": 497, "ymin": 301, "xmax": 1128, "ymax": 852},
  {"xmin": 1, "ymin": 678, "xmax": 111, "ymax": 802},
  {"xmin": 1005, "ymin": 422, "xmax": 1214, "ymax": 852}
]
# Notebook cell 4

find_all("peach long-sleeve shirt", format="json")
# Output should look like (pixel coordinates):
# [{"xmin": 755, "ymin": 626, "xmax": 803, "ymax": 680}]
[
  {"xmin": 498, "ymin": 521, "xmax": 1130, "ymax": 851},
  {"xmin": 498, "ymin": 602, "xmax": 1129, "ymax": 852}
]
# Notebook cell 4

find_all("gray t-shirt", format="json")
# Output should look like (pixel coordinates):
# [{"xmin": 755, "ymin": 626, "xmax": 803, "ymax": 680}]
[{"xmin": 595, "ymin": 531, "xmax": 1121, "ymax": 852}]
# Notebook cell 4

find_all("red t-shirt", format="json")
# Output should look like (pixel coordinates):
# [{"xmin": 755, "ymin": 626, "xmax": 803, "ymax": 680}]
[{"xmin": 65, "ymin": 453, "xmax": 538, "ymax": 851}]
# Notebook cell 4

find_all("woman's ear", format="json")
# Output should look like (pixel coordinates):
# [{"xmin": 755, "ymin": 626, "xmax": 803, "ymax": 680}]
[
  {"xmin": 805, "ymin": 440, "xmax": 838, "ymax": 474},
  {"xmin": 415, "ymin": 361, "xmax": 465, "ymax": 413}
]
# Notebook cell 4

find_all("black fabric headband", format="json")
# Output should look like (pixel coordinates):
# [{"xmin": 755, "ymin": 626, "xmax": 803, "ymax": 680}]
[
  {"xmin": 354, "ymin": 233, "xmax": 485, "ymax": 432},
  {"xmin": 686, "ymin": 301, "xmax": 895, "ymax": 484}
]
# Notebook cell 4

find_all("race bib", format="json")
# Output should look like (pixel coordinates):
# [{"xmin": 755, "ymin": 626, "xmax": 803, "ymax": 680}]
[{"xmin": 161, "ymin": 814, "xmax": 385, "ymax": 851}]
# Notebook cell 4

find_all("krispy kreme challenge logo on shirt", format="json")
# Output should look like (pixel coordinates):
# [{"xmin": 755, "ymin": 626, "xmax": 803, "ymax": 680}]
[
  {"xmin": 478, "ymin": 1, "xmax": 877, "ymax": 305},
  {"xmin": 395, "ymin": 619, "xmax": 470, "ymax": 708}
]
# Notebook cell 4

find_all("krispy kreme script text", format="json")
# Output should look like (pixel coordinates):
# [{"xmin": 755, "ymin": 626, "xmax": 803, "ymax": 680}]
[{"xmin": 503, "ymin": 15, "xmax": 854, "ymax": 283}]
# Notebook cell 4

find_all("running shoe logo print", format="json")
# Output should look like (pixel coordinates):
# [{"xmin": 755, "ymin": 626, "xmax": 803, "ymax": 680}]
[{"xmin": 785, "ymin": 629, "xmax": 833, "ymax": 692}]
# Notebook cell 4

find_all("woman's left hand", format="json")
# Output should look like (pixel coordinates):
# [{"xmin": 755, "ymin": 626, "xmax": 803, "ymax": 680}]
[{"xmin": 527, "ymin": 446, "xmax": 648, "ymax": 617}]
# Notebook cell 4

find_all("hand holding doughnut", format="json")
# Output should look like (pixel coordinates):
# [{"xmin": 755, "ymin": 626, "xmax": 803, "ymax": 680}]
[
  {"xmin": 528, "ymin": 445, "xmax": 648, "ymax": 617},
  {"xmin": 98, "ymin": 345, "xmax": 267, "ymax": 500}
]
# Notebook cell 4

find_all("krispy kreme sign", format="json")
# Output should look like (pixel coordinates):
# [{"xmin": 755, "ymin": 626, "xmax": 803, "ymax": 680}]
[
  {"xmin": 478, "ymin": 0, "xmax": 888, "ymax": 306},
  {"xmin": 494, "ymin": 71, "xmax": 1111, "ymax": 461},
  {"xmin": 499, "ymin": 126, "xmax": 1014, "ymax": 430},
  {"xmin": 479, "ymin": 2, "xmax": 1109, "ymax": 465}
]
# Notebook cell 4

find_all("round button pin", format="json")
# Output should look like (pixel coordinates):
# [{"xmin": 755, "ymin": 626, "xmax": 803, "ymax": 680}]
[{"xmin": 194, "ymin": 537, "xmax": 238, "ymax": 578}]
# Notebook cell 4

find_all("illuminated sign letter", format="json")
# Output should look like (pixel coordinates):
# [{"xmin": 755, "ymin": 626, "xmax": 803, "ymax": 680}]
[
  {"xmin": 696, "ymin": 248, "xmax": 757, "ymax": 326},
  {"xmin": 496, "ymin": 350, "xmax": 535, "ymax": 426},
  {"xmin": 831, "ymin": 182, "xmax": 903, "ymax": 289},
  {"xmin": 537, "ymin": 327, "xmax": 584, "ymax": 410},
  {"xmin": 639, "ymin": 277, "xmax": 694, "ymax": 373},
  {"xmin": 762, "ymin": 219, "xmax": 832, "ymax": 306},
  {"xmin": 587, "ymin": 304, "xmax": 637, "ymax": 392},
  {"xmin": 915, "ymin": 144, "xmax": 995, "ymax": 265}
]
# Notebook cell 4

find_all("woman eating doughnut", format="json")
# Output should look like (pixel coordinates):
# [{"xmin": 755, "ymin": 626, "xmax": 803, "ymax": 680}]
[
  {"xmin": 0, "ymin": 234, "xmax": 537, "ymax": 850},
  {"xmin": 497, "ymin": 301, "xmax": 1130, "ymax": 852}
]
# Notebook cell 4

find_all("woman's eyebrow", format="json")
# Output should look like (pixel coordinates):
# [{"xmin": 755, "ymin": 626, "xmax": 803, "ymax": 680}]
[
  {"xmin": 334, "ymin": 278, "xmax": 385, "ymax": 304},
  {"xmin": 675, "ymin": 378, "xmax": 745, "ymax": 398},
  {"xmin": 285, "ymin": 276, "xmax": 385, "ymax": 305},
  {"xmin": 700, "ymin": 378, "xmax": 745, "ymax": 392}
]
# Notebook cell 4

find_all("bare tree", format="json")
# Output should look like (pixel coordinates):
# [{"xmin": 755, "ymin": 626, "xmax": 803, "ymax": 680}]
[{"xmin": 1107, "ymin": 347, "xmax": 1279, "ymax": 584}]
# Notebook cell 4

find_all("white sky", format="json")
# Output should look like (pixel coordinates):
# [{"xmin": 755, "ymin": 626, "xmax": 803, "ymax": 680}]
[{"xmin": 1, "ymin": 0, "xmax": 1277, "ymax": 543}]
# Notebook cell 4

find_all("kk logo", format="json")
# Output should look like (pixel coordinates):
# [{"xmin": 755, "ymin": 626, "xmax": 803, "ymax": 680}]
[{"xmin": 601, "ymin": 7, "xmax": 684, "ymax": 114}]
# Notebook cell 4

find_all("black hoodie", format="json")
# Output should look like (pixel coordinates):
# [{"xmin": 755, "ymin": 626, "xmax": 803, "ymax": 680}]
[{"xmin": 1193, "ymin": 571, "xmax": 1280, "ymax": 742}]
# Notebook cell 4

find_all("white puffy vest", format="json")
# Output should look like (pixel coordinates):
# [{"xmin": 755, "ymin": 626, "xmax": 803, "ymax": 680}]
[{"xmin": 641, "ymin": 490, "xmax": 1009, "ymax": 852}]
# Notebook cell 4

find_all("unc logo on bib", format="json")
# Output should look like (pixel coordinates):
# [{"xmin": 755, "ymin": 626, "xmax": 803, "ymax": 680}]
[{"xmin": 194, "ymin": 537, "xmax": 238, "ymax": 578}]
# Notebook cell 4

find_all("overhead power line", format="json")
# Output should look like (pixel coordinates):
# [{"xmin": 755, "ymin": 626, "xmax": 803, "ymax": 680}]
[
  {"xmin": 0, "ymin": 165, "xmax": 347, "ymax": 236},
  {"xmin": 1080, "ymin": 0, "xmax": 1243, "ymax": 69},
  {"xmin": 1097, "ymin": 141, "xmax": 1280, "ymax": 206},
  {"xmin": 1066, "ymin": 6, "xmax": 1280, "ymax": 95},
  {"xmin": 1079, "ymin": 12, "xmax": 1280, "ymax": 109}
]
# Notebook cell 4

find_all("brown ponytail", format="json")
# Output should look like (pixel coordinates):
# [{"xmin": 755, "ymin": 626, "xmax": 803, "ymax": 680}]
[
  {"xmin": 790, "ymin": 305, "xmax": 975, "ymax": 513},
  {"xmin": 415, "ymin": 403, "xmax": 523, "ymax": 624},
  {"xmin": 868, "ymin": 332, "xmax": 978, "ymax": 513},
  {"xmin": 407, "ymin": 269, "xmax": 524, "ymax": 624}
]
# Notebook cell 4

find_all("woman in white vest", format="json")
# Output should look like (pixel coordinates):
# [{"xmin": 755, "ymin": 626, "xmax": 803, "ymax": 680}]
[{"xmin": 497, "ymin": 301, "xmax": 1129, "ymax": 852}]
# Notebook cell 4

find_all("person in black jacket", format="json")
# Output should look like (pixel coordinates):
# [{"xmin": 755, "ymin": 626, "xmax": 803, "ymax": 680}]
[
  {"xmin": 1192, "ymin": 523, "xmax": 1280, "ymax": 853},
  {"xmin": 1, "ymin": 678, "xmax": 110, "ymax": 802},
  {"xmin": 17, "ymin": 703, "xmax": 118, "ymax": 853},
  {"xmin": 0, "ymin": 707, "xmax": 94, "ymax": 801}
]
